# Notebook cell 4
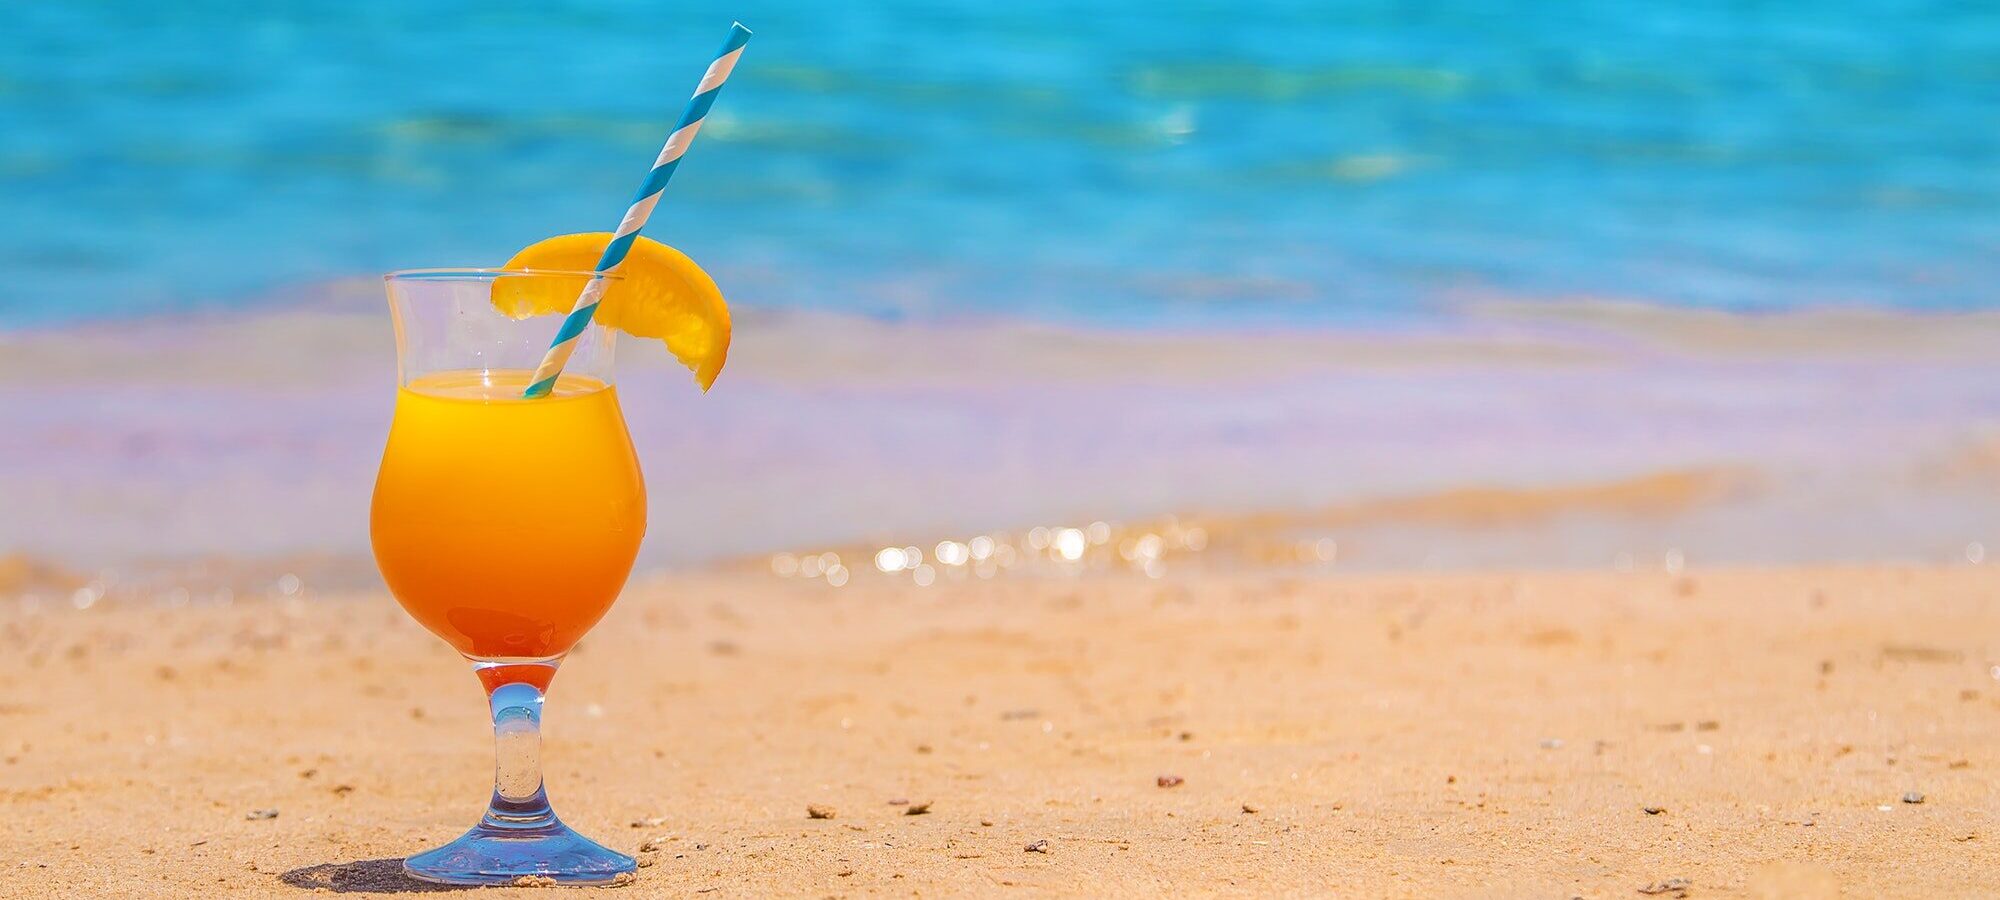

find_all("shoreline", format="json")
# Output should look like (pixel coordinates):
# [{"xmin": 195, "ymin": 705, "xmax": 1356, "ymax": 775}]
[
  {"xmin": 0, "ymin": 455, "xmax": 1989, "ymax": 605},
  {"xmin": 3, "ymin": 292, "xmax": 1999, "ymax": 591}
]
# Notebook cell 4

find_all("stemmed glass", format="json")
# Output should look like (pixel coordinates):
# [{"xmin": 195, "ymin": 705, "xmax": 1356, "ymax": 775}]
[{"xmin": 370, "ymin": 269, "xmax": 645, "ymax": 885}]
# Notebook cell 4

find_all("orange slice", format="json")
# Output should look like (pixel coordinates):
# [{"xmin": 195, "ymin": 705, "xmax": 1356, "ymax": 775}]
[{"xmin": 495, "ymin": 233, "xmax": 730, "ymax": 391}]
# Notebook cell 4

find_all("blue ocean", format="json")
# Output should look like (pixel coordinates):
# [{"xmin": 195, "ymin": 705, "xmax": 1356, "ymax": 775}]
[{"xmin": 2, "ymin": 1, "xmax": 1995, "ymax": 328}]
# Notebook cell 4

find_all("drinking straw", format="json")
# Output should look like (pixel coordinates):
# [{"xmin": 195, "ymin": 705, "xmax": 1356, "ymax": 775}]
[{"xmin": 523, "ymin": 22, "xmax": 753, "ymax": 398}]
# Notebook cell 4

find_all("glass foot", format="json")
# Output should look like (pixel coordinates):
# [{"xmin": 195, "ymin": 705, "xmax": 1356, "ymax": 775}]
[
  {"xmin": 404, "ymin": 663, "xmax": 632, "ymax": 885},
  {"xmin": 404, "ymin": 817, "xmax": 635, "ymax": 886}
]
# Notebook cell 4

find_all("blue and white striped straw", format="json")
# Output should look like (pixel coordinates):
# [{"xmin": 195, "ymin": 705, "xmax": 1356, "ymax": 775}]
[{"xmin": 524, "ymin": 21, "xmax": 752, "ymax": 398}]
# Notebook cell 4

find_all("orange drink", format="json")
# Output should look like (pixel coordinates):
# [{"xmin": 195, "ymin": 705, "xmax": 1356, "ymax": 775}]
[
  {"xmin": 376, "ymin": 241, "xmax": 729, "ymax": 884},
  {"xmin": 371, "ymin": 370, "xmax": 644, "ymax": 660},
  {"xmin": 370, "ymin": 21, "xmax": 745, "ymax": 884}
]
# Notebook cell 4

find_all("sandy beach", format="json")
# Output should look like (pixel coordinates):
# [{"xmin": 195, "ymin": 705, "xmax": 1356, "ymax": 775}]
[
  {"xmin": 3, "ymin": 284, "xmax": 1999, "ymax": 900},
  {"xmin": 6, "ymin": 297, "xmax": 2000, "ymax": 897},
  {"xmin": 5, "ymin": 564, "xmax": 1998, "ymax": 898}
]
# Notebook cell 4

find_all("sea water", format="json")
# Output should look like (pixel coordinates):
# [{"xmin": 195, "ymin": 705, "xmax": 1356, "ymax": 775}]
[{"xmin": 2, "ymin": 0, "xmax": 1995, "ymax": 328}]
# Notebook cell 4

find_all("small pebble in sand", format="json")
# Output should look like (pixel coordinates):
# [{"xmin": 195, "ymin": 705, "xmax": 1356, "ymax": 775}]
[
  {"xmin": 1643, "ymin": 806, "xmax": 1666, "ymax": 815},
  {"xmin": 1024, "ymin": 839, "xmax": 1050, "ymax": 853},
  {"xmin": 1637, "ymin": 877, "xmax": 1692, "ymax": 896},
  {"xmin": 1157, "ymin": 775, "xmax": 1184, "ymax": 788},
  {"xmin": 244, "ymin": 808, "xmax": 278, "ymax": 820},
  {"xmin": 807, "ymin": 804, "xmax": 837, "ymax": 819},
  {"xmin": 330, "ymin": 784, "xmax": 354, "ymax": 796},
  {"xmin": 980, "ymin": 820, "xmax": 994, "ymax": 827},
  {"xmin": 639, "ymin": 838, "xmax": 670, "ymax": 852},
  {"xmin": 1904, "ymin": 791, "xmax": 1926, "ymax": 804},
  {"xmin": 1241, "ymin": 803, "xmax": 1260, "ymax": 814},
  {"xmin": 915, "ymin": 744, "xmax": 934, "ymax": 754},
  {"xmin": 631, "ymin": 816, "xmax": 668, "ymax": 828},
  {"xmin": 905, "ymin": 801, "xmax": 932, "ymax": 815},
  {"xmin": 635, "ymin": 855, "xmax": 657, "ymax": 868}
]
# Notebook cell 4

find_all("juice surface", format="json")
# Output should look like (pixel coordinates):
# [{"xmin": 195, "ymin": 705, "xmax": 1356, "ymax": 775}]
[{"xmin": 370, "ymin": 370, "xmax": 645, "ymax": 659}]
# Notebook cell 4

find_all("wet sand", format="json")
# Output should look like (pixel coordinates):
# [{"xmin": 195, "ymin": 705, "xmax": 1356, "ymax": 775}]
[
  {"xmin": 4, "ymin": 565, "xmax": 1998, "ymax": 897},
  {"xmin": 6, "ymin": 290, "xmax": 2000, "ymax": 588}
]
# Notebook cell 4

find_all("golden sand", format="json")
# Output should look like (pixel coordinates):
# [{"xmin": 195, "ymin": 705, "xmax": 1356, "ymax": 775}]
[{"xmin": 4, "ymin": 565, "xmax": 1997, "ymax": 897}]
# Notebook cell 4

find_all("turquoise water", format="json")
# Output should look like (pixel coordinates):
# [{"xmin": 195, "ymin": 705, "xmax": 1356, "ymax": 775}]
[{"xmin": 2, "ymin": 1, "xmax": 1996, "ymax": 327}]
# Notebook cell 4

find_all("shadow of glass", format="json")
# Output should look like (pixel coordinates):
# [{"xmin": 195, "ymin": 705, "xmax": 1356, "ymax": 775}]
[{"xmin": 280, "ymin": 858, "xmax": 464, "ymax": 893}]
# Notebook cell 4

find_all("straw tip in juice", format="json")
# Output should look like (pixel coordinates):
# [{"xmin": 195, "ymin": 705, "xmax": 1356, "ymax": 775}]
[{"xmin": 498, "ymin": 233, "xmax": 731, "ymax": 391}]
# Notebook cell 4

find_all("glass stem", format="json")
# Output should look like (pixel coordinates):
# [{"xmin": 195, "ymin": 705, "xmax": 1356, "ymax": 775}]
[{"xmin": 475, "ymin": 660, "xmax": 563, "ymax": 832}]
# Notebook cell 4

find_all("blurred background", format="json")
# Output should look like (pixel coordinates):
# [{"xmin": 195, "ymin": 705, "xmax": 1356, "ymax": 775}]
[{"xmin": 2, "ymin": 1, "xmax": 1998, "ymax": 598}]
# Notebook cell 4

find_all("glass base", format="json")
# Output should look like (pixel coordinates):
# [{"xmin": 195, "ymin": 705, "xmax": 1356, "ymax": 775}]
[
  {"xmin": 403, "ymin": 661, "xmax": 632, "ymax": 886},
  {"xmin": 404, "ymin": 816, "xmax": 635, "ymax": 886}
]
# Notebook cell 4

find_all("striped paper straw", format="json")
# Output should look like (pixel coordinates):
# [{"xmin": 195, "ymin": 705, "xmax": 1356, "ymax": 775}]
[{"xmin": 523, "ymin": 21, "xmax": 752, "ymax": 398}]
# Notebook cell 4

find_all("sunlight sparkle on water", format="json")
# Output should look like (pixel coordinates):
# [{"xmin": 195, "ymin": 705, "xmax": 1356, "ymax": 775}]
[
  {"xmin": 1053, "ymin": 528, "xmax": 1087, "ymax": 561},
  {"xmin": 765, "ymin": 516, "xmax": 1224, "ymax": 587}
]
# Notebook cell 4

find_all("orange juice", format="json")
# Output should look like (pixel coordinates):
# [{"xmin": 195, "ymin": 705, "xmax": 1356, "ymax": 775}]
[{"xmin": 370, "ymin": 370, "xmax": 645, "ymax": 659}]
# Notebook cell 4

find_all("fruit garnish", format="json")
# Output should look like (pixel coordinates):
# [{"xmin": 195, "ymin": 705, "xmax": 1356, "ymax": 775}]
[{"xmin": 495, "ymin": 233, "xmax": 730, "ymax": 391}]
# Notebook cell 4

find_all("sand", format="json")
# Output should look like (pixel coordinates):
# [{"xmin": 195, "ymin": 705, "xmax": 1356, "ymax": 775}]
[{"xmin": 4, "ymin": 564, "xmax": 1998, "ymax": 898}]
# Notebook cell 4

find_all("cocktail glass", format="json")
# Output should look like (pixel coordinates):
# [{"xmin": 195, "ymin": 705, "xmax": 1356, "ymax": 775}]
[{"xmin": 370, "ymin": 269, "xmax": 645, "ymax": 885}]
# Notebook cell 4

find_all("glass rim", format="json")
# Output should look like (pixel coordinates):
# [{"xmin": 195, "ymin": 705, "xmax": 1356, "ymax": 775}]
[{"xmin": 383, "ymin": 267, "xmax": 625, "ymax": 282}]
